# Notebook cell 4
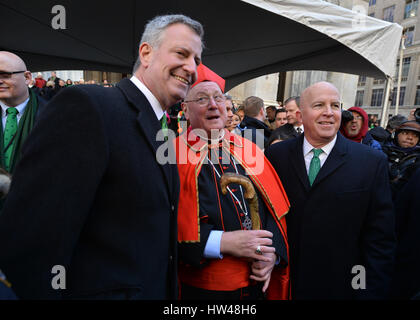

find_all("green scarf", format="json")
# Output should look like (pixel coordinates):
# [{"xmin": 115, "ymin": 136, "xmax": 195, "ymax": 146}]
[{"xmin": 0, "ymin": 88, "xmax": 38, "ymax": 174}]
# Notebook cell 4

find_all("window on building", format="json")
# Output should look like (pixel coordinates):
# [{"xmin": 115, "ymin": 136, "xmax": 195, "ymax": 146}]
[
  {"xmin": 371, "ymin": 89, "xmax": 384, "ymax": 106},
  {"xmin": 373, "ymin": 78, "xmax": 385, "ymax": 85},
  {"xmin": 355, "ymin": 91, "xmax": 364, "ymax": 107},
  {"xmin": 403, "ymin": 27, "xmax": 415, "ymax": 46},
  {"xmin": 357, "ymin": 75, "xmax": 366, "ymax": 86},
  {"xmin": 415, "ymin": 86, "xmax": 420, "ymax": 105},
  {"xmin": 369, "ymin": 0, "xmax": 376, "ymax": 6},
  {"xmin": 369, "ymin": 13, "xmax": 375, "ymax": 17},
  {"xmin": 396, "ymin": 57, "xmax": 411, "ymax": 80},
  {"xmin": 405, "ymin": 0, "xmax": 419, "ymax": 19},
  {"xmin": 384, "ymin": 5, "xmax": 395, "ymax": 22},
  {"xmin": 390, "ymin": 87, "xmax": 406, "ymax": 106},
  {"xmin": 402, "ymin": 57, "xmax": 411, "ymax": 79}
]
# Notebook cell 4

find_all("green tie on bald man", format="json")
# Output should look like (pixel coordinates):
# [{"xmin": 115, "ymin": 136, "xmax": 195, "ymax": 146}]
[{"xmin": 0, "ymin": 51, "xmax": 42, "ymax": 174}]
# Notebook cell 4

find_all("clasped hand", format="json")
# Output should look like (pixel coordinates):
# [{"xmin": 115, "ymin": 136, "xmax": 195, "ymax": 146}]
[{"xmin": 220, "ymin": 230, "xmax": 277, "ymax": 292}]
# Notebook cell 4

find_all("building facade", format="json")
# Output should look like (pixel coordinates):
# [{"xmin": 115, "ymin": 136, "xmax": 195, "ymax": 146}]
[
  {"xmin": 356, "ymin": 0, "xmax": 419, "ymax": 119},
  {"xmin": 227, "ymin": 0, "xmax": 368, "ymax": 110}
]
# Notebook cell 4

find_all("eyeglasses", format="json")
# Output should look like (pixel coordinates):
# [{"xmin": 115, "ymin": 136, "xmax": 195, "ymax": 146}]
[
  {"xmin": 0, "ymin": 71, "xmax": 26, "ymax": 80},
  {"xmin": 353, "ymin": 116, "xmax": 363, "ymax": 120},
  {"xmin": 184, "ymin": 94, "xmax": 226, "ymax": 106}
]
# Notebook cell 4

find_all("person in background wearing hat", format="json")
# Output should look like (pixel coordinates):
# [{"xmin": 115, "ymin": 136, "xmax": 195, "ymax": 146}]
[
  {"xmin": 175, "ymin": 64, "xmax": 290, "ymax": 300},
  {"xmin": 382, "ymin": 120, "xmax": 420, "ymax": 199},
  {"xmin": 382, "ymin": 120, "xmax": 420, "ymax": 300},
  {"xmin": 339, "ymin": 106, "xmax": 382, "ymax": 151},
  {"xmin": 370, "ymin": 114, "xmax": 407, "ymax": 146},
  {"xmin": 0, "ymin": 14, "xmax": 203, "ymax": 299}
]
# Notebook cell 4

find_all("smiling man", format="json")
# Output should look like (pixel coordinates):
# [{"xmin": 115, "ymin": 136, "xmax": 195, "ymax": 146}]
[
  {"xmin": 0, "ymin": 14, "xmax": 203, "ymax": 300},
  {"xmin": 265, "ymin": 82, "xmax": 396, "ymax": 299},
  {"xmin": 175, "ymin": 64, "xmax": 290, "ymax": 300}
]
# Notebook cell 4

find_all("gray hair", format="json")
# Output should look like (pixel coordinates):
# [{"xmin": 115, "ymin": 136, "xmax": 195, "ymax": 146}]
[
  {"xmin": 132, "ymin": 14, "xmax": 204, "ymax": 73},
  {"xmin": 284, "ymin": 96, "xmax": 300, "ymax": 108}
]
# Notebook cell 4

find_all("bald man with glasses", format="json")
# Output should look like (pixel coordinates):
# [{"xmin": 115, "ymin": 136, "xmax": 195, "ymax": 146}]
[{"xmin": 0, "ymin": 51, "xmax": 45, "ymax": 174}]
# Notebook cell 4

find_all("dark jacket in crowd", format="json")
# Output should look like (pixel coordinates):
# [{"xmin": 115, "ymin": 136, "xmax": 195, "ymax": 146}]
[
  {"xmin": 383, "ymin": 143, "xmax": 420, "ymax": 196},
  {"xmin": 369, "ymin": 126, "xmax": 392, "ymax": 145},
  {"xmin": 239, "ymin": 115, "xmax": 272, "ymax": 149},
  {"xmin": 268, "ymin": 123, "xmax": 300, "ymax": 146},
  {"xmin": 391, "ymin": 166, "xmax": 420, "ymax": 299}
]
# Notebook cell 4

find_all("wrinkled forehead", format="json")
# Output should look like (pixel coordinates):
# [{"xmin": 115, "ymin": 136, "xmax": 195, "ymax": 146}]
[
  {"xmin": 186, "ymin": 81, "xmax": 222, "ymax": 99},
  {"xmin": 302, "ymin": 83, "xmax": 340, "ymax": 105}
]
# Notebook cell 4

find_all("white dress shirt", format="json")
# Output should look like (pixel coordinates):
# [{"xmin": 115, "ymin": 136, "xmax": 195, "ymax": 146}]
[
  {"xmin": 303, "ymin": 135, "xmax": 337, "ymax": 174},
  {"xmin": 130, "ymin": 76, "xmax": 165, "ymax": 121},
  {"xmin": 0, "ymin": 98, "xmax": 29, "ymax": 131}
]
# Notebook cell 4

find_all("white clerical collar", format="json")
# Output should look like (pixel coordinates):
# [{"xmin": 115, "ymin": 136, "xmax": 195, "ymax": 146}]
[
  {"xmin": 0, "ymin": 97, "xmax": 29, "ymax": 117},
  {"xmin": 303, "ymin": 134, "xmax": 337, "ymax": 158},
  {"xmin": 130, "ymin": 76, "xmax": 164, "ymax": 121}
]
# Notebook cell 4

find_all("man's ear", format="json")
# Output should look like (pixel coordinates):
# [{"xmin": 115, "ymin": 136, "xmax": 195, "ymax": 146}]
[
  {"xmin": 181, "ymin": 102, "xmax": 189, "ymax": 120},
  {"xmin": 24, "ymin": 71, "xmax": 32, "ymax": 85},
  {"xmin": 139, "ymin": 42, "xmax": 153, "ymax": 68}
]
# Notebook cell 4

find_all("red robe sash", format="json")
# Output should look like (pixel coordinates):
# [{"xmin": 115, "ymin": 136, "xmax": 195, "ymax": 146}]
[{"xmin": 174, "ymin": 128, "xmax": 291, "ymax": 299}]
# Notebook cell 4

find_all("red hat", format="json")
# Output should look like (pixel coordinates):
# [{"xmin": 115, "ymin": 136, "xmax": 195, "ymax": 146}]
[{"xmin": 191, "ymin": 63, "xmax": 225, "ymax": 93}]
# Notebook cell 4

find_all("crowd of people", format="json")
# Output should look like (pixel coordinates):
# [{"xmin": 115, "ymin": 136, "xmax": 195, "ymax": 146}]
[
  {"xmin": 0, "ymin": 13, "xmax": 419, "ymax": 300},
  {"xmin": 29, "ymin": 72, "xmax": 114, "ymax": 101}
]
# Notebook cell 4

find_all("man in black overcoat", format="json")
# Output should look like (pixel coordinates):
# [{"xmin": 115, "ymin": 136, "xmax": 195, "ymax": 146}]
[
  {"xmin": 0, "ymin": 14, "xmax": 204, "ymax": 299},
  {"xmin": 265, "ymin": 82, "xmax": 396, "ymax": 299}
]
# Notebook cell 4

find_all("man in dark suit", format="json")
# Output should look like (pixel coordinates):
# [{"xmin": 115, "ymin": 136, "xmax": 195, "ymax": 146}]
[
  {"xmin": 0, "ymin": 14, "xmax": 204, "ymax": 299},
  {"xmin": 268, "ymin": 96, "xmax": 303, "ymax": 144},
  {"xmin": 265, "ymin": 82, "xmax": 396, "ymax": 299}
]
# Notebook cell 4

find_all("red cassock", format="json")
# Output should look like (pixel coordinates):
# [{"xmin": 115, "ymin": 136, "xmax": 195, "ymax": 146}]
[{"xmin": 174, "ymin": 128, "xmax": 291, "ymax": 299}]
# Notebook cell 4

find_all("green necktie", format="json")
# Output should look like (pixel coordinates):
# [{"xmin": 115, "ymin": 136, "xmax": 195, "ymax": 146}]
[
  {"xmin": 160, "ymin": 114, "xmax": 168, "ymax": 141},
  {"xmin": 4, "ymin": 107, "xmax": 19, "ymax": 171},
  {"xmin": 308, "ymin": 148, "xmax": 323, "ymax": 186}
]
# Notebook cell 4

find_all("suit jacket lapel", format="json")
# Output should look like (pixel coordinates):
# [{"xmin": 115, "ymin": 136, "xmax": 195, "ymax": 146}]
[
  {"xmin": 116, "ymin": 78, "xmax": 173, "ymax": 196},
  {"xmin": 311, "ymin": 133, "xmax": 347, "ymax": 187},
  {"xmin": 290, "ymin": 135, "xmax": 311, "ymax": 192}
]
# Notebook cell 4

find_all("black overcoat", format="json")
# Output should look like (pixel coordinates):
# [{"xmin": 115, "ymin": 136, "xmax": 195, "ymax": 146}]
[
  {"xmin": 265, "ymin": 133, "xmax": 396, "ymax": 299},
  {"xmin": 0, "ymin": 79, "xmax": 179, "ymax": 299}
]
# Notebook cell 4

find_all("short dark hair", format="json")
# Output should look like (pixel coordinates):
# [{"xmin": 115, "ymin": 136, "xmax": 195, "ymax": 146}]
[
  {"xmin": 266, "ymin": 105, "xmax": 277, "ymax": 112},
  {"xmin": 275, "ymin": 108, "xmax": 286, "ymax": 116}
]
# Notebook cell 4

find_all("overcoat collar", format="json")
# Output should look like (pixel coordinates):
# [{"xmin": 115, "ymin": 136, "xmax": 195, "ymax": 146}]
[
  {"xmin": 116, "ymin": 78, "xmax": 173, "ymax": 195},
  {"xmin": 290, "ymin": 132, "xmax": 348, "ymax": 191}
]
